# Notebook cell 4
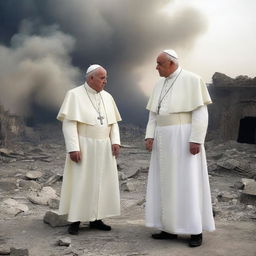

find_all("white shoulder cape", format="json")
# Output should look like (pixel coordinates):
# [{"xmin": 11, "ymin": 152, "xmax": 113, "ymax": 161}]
[
  {"xmin": 57, "ymin": 84, "xmax": 122, "ymax": 125},
  {"xmin": 146, "ymin": 69, "xmax": 212, "ymax": 113}
]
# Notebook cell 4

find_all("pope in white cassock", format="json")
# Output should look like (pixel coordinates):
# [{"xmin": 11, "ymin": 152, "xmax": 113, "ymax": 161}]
[
  {"xmin": 57, "ymin": 64, "xmax": 122, "ymax": 235},
  {"xmin": 145, "ymin": 50, "xmax": 215, "ymax": 247}
]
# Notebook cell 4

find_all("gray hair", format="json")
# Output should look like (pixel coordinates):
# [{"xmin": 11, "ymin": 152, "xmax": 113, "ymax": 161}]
[{"xmin": 162, "ymin": 52, "xmax": 179, "ymax": 66}]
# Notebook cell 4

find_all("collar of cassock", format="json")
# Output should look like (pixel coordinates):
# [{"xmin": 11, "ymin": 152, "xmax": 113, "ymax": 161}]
[
  {"xmin": 166, "ymin": 66, "xmax": 182, "ymax": 80},
  {"xmin": 85, "ymin": 83, "xmax": 99, "ymax": 95}
]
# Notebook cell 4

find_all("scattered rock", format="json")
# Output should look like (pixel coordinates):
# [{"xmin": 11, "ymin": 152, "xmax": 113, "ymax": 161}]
[
  {"xmin": 57, "ymin": 237, "xmax": 71, "ymax": 247},
  {"xmin": 25, "ymin": 171, "xmax": 42, "ymax": 180},
  {"xmin": 233, "ymin": 181, "xmax": 244, "ymax": 190},
  {"xmin": 0, "ymin": 148, "xmax": 12, "ymax": 156},
  {"xmin": 18, "ymin": 180, "xmax": 41, "ymax": 191},
  {"xmin": 0, "ymin": 245, "xmax": 10, "ymax": 255},
  {"xmin": 118, "ymin": 172, "xmax": 128, "ymax": 181},
  {"xmin": 121, "ymin": 181, "xmax": 135, "ymax": 192},
  {"xmin": 27, "ymin": 186, "xmax": 58, "ymax": 205},
  {"xmin": 136, "ymin": 198, "xmax": 145, "ymax": 206},
  {"xmin": 1, "ymin": 199, "xmax": 29, "ymax": 216},
  {"xmin": 127, "ymin": 169, "xmax": 140, "ymax": 179},
  {"xmin": 217, "ymin": 191, "xmax": 237, "ymax": 202},
  {"xmin": 242, "ymin": 178, "xmax": 256, "ymax": 195},
  {"xmin": 43, "ymin": 211, "xmax": 69, "ymax": 227},
  {"xmin": 240, "ymin": 179, "xmax": 256, "ymax": 205},
  {"xmin": 138, "ymin": 167, "xmax": 148, "ymax": 173},
  {"xmin": 60, "ymin": 247, "xmax": 79, "ymax": 256},
  {"xmin": 217, "ymin": 158, "xmax": 255, "ymax": 177},
  {"xmin": 231, "ymin": 199, "xmax": 238, "ymax": 205}
]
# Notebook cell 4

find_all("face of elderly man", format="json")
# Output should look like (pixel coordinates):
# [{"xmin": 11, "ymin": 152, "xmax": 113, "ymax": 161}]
[
  {"xmin": 89, "ymin": 67, "xmax": 107, "ymax": 92},
  {"xmin": 156, "ymin": 52, "xmax": 174, "ymax": 78}
]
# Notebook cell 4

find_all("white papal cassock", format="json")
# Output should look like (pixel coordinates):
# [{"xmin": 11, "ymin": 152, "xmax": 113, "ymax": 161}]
[
  {"xmin": 57, "ymin": 84, "xmax": 121, "ymax": 222},
  {"xmin": 145, "ymin": 67, "xmax": 215, "ymax": 234}
]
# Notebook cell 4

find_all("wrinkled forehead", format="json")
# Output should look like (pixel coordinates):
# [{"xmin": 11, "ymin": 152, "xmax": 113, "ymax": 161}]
[
  {"xmin": 157, "ymin": 52, "xmax": 169, "ymax": 63},
  {"xmin": 94, "ymin": 67, "xmax": 107, "ymax": 77}
]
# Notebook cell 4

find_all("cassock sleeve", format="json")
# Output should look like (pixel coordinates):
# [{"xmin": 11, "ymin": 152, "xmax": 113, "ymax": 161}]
[
  {"xmin": 189, "ymin": 105, "xmax": 208, "ymax": 144},
  {"xmin": 62, "ymin": 119, "xmax": 80, "ymax": 152},
  {"xmin": 110, "ymin": 123, "xmax": 121, "ymax": 145},
  {"xmin": 145, "ymin": 111, "xmax": 157, "ymax": 139}
]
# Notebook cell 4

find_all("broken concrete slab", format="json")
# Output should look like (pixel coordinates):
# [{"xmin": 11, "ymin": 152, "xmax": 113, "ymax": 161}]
[{"xmin": 43, "ymin": 211, "xmax": 69, "ymax": 227}]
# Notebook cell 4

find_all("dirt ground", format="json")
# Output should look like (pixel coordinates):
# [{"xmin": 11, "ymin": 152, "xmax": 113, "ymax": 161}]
[{"xmin": 0, "ymin": 124, "xmax": 256, "ymax": 256}]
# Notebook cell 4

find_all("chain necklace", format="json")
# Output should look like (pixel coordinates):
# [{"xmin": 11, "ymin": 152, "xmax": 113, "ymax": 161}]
[
  {"xmin": 84, "ymin": 86, "xmax": 105, "ymax": 125},
  {"xmin": 157, "ymin": 69, "xmax": 182, "ymax": 114}
]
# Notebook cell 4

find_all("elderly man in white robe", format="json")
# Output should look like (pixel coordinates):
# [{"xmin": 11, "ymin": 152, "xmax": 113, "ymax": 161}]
[
  {"xmin": 145, "ymin": 50, "xmax": 215, "ymax": 247},
  {"xmin": 57, "ymin": 64, "xmax": 121, "ymax": 235}
]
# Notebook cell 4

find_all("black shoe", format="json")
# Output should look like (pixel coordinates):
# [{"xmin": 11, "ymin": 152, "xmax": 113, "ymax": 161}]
[
  {"xmin": 89, "ymin": 220, "xmax": 111, "ymax": 231},
  {"xmin": 189, "ymin": 233, "xmax": 203, "ymax": 247},
  {"xmin": 68, "ymin": 221, "xmax": 80, "ymax": 235},
  {"xmin": 152, "ymin": 231, "xmax": 178, "ymax": 240}
]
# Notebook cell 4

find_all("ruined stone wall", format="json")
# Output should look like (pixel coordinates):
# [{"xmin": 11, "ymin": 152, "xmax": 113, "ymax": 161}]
[
  {"xmin": 0, "ymin": 105, "xmax": 25, "ymax": 146},
  {"xmin": 208, "ymin": 73, "xmax": 256, "ymax": 141}
]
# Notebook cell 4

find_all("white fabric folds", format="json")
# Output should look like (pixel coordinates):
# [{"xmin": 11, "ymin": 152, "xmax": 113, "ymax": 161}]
[
  {"xmin": 57, "ymin": 84, "xmax": 122, "ymax": 125},
  {"xmin": 59, "ymin": 122, "xmax": 120, "ymax": 222},
  {"xmin": 146, "ymin": 69, "xmax": 212, "ymax": 114},
  {"xmin": 57, "ymin": 84, "xmax": 121, "ymax": 222},
  {"xmin": 145, "ymin": 122, "xmax": 215, "ymax": 234}
]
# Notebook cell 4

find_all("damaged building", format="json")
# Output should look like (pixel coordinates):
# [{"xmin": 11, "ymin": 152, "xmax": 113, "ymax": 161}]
[
  {"xmin": 0, "ymin": 105, "xmax": 25, "ymax": 146},
  {"xmin": 208, "ymin": 72, "xmax": 256, "ymax": 144}
]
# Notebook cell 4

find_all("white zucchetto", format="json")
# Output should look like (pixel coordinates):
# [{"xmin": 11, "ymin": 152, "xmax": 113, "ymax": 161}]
[
  {"xmin": 86, "ymin": 64, "xmax": 102, "ymax": 74},
  {"xmin": 163, "ymin": 49, "xmax": 178, "ymax": 59}
]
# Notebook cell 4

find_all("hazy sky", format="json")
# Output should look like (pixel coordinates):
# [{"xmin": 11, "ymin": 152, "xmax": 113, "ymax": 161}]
[
  {"xmin": 0, "ymin": 0, "xmax": 255, "ymax": 124},
  {"xmin": 140, "ymin": 0, "xmax": 256, "ymax": 96}
]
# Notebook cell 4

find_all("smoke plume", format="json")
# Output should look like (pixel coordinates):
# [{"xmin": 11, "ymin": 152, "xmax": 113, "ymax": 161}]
[{"xmin": 0, "ymin": 0, "xmax": 207, "ymax": 125}]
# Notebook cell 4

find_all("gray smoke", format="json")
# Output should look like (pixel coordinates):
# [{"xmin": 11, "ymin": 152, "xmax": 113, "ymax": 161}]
[
  {"xmin": 0, "ymin": 22, "xmax": 80, "ymax": 119},
  {"xmin": 0, "ymin": 0, "xmax": 208, "ymax": 125}
]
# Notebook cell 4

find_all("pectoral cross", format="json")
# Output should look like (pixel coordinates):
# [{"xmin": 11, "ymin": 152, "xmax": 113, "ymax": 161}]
[{"xmin": 97, "ymin": 115, "xmax": 104, "ymax": 125}]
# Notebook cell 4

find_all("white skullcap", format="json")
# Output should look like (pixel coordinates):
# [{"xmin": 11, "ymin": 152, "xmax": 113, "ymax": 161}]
[
  {"xmin": 86, "ymin": 64, "xmax": 102, "ymax": 74},
  {"xmin": 163, "ymin": 49, "xmax": 178, "ymax": 59}
]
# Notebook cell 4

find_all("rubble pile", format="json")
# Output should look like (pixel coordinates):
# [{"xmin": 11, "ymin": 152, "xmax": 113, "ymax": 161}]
[{"xmin": 0, "ymin": 124, "xmax": 255, "ymax": 255}]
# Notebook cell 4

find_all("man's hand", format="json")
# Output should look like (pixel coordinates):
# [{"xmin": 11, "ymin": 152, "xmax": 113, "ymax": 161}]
[
  {"xmin": 112, "ymin": 144, "xmax": 120, "ymax": 157},
  {"xmin": 145, "ymin": 138, "xmax": 154, "ymax": 152},
  {"xmin": 69, "ymin": 151, "xmax": 81, "ymax": 163},
  {"xmin": 190, "ymin": 142, "xmax": 200, "ymax": 155}
]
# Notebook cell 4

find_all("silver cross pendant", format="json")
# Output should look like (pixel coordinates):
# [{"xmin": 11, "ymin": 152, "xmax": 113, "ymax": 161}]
[{"xmin": 97, "ymin": 115, "xmax": 104, "ymax": 125}]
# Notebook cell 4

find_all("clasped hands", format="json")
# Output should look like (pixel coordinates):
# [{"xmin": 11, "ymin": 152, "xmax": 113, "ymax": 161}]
[
  {"xmin": 145, "ymin": 138, "xmax": 201, "ymax": 155},
  {"xmin": 69, "ymin": 144, "xmax": 120, "ymax": 163}
]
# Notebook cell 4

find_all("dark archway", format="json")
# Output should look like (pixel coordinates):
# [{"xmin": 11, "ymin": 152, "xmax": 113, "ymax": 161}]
[{"xmin": 237, "ymin": 116, "xmax": 256, "ymax": 144}]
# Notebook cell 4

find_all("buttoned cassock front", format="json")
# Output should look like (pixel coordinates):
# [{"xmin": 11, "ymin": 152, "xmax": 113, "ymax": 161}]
[{"xmin": 57, "ymin": 84, "xmax": 121, "ymax": 222}]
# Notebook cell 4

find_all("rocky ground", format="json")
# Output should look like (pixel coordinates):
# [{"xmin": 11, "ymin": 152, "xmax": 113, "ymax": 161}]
[{"xmin": 0, "ymin": 123, "xmax": 256, "ymax": 256}]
